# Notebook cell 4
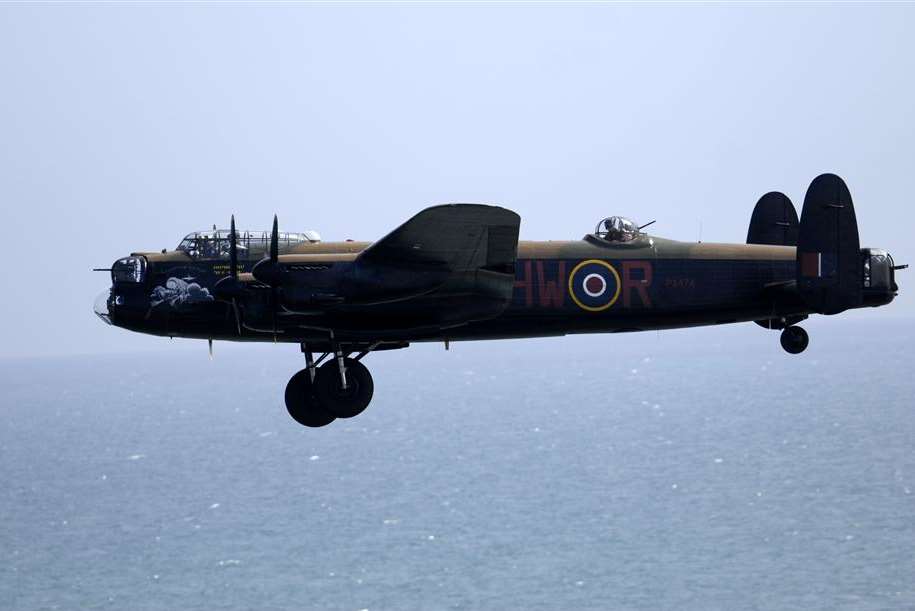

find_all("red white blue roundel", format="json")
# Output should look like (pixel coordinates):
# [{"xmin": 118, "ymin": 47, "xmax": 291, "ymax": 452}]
[{"xmin": 568, "ymin": 259, "xmax": 621, "ymax": 312}]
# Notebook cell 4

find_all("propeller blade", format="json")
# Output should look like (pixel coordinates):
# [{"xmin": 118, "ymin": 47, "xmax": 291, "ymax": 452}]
[
  {"xmin": 214, "ymin": 215, "xmax": 245, "ymax": 337},
  {"xmin": 215, "ymin": 214, "xmax": 244, "ymax": 299},
  {"xmin": 272, "ymin": 285, "xmax": 278, "ymax": 341},
  {"xmin": 247, "ymin": 214, "xmax": 283, "ymax": 339},
  {"xmin": 270, "ymin": 214, "xmax": 279, "ymax": 264},
  {"xmin": 271, "ymin": 215, "xmax": 280, "ymax": 339},
  {"xmin": 229, "ymin": 214, "xmax": 238, "ymax": 280},
  {"xmin": 251, "ymin": 214, "xmax": 286, "ymax": 285},
  {"xmin": 232, "ymin": 299, "xmax": 242, "ymax": 335}
]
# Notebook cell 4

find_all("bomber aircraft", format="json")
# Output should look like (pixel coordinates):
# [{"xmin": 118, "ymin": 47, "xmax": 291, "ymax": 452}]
[{"xmin": 95, "ymin": 174, "xmax": 904, "ymax": 427}]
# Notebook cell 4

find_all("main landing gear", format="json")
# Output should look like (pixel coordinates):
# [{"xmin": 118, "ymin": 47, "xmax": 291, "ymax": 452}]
[
  {"xmin": 780, "ymin": 325, "xmax": 809, "ymax": 355},
  {"xmin": 284, "ymin": 344, "xmax": 375, "ymax": 427}
]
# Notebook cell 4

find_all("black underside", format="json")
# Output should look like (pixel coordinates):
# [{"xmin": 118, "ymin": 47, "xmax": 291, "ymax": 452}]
[{"xmin": 106, "ymin": 256, "xmax": 816, "ymax": 350}]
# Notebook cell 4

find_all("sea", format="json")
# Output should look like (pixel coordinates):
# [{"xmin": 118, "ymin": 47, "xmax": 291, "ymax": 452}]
[{"xmin": 1, "ymin": 318, "xmax": 913, "ymax": 610}]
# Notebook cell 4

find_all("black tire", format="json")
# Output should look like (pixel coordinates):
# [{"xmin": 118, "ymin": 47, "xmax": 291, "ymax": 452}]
[
  {"xmin": 780, "ymin": 325, "xmax": 809, "ymax": 355},
  {"xmin": 284, "ymin": 369, "xmax": 336, "ymax": 428},
  {"xmin": 314, "ymin": 358, "xmax": 374, "ymax": 419}
]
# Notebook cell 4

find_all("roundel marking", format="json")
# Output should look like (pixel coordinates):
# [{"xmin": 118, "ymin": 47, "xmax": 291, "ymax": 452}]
[{"xmin": 568, "ymin": 259, "xmax": 621, "ymax": 312}]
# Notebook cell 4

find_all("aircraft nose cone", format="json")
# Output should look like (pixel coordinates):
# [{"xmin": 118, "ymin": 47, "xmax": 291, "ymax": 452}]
[{"xmin": 94, "ymin": 290, "xmax": 113, "ymax": 325}]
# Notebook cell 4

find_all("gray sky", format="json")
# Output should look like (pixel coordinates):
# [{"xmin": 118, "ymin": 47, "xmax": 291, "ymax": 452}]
[{"xmin": 1, "ymin": 3, "xmax": 912, "ymax": 358}]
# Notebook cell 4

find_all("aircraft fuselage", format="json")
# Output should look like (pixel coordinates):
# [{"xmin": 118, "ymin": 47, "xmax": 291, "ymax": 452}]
[{"xmin": 98, "ymin": 236, "xmax": 895, "ymax": 347}]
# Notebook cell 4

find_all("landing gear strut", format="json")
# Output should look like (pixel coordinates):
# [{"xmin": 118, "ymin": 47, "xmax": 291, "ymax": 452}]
[
  {"xmin": 283, "ymin": 343, "xmax": 375, "ymax": 427},
  {"xmin": 780, "ymin": 325, "xmax": 809, "ymax": 354}
]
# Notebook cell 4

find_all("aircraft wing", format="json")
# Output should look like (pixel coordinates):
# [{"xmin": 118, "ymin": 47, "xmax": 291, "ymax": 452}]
[
  {"xmin": 340, "ymin": 204, "xmax": 521, "ymax": 327},
  {"xmin": 357, "ymin": 204, "xmax": 520, "ymax": 272}
]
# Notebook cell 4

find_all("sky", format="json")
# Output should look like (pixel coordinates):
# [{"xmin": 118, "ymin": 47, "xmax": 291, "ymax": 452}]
[{"xmin": 1, "ymin": 3, "xmax": 913, "ymax": 358}]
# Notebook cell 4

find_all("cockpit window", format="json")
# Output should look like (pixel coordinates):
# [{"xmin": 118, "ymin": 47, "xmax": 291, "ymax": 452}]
[
  {"xmin": 176, "ymin": 229, "xmax": 320, "ymax": 259},
  {"xmin": 595, "ymin": 216, "xmax": 641, "ymax": 243}
]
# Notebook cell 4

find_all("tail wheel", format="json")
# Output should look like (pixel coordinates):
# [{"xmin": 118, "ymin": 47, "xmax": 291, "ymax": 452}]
[
  {"xmin": 780, "ymin": 325, "xmax": 809, "ymax": 355},
  {"xmin": 284, "ymin": 369, "xmax": 336, "ymax": 428},
  {"xmin": 314, "ymin": 358, "xmax": 374, "ymax": 419}
]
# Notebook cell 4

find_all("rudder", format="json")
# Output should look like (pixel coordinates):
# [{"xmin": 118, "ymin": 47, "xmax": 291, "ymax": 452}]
[
  {"xmin": 747, "ymin": 191, "xmax": 798, "ymax": 246},
  {"xmin": 796, "ymin": 173, "xmax": 862, "ymax": 314}
]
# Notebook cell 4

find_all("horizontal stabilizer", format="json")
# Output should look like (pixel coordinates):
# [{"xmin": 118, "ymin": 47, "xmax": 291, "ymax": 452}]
[
  {"xmin": 796, "ymin": 173, "xmax": 862, "ymax": 314},
  {"xmin": 747, "ymin": 191, "xmax": 798, "ymax": 246}
]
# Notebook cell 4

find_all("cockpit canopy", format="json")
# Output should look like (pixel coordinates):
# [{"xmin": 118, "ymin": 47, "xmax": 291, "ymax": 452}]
[
  {"xmin": 177, "ymin": 228, "xmax": 321, "ymax": 259},
  {"xmin": 594, "ymin": 216, "xmax": 642, "ymax": 243}
]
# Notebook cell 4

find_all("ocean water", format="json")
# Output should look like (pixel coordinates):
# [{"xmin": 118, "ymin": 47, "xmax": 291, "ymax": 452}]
[{"xmin": 1, "ymin": 319, "xmax": 913, "ymax": 610}]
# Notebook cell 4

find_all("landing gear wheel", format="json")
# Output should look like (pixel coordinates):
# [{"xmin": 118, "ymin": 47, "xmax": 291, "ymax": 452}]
[
  {"xmin": 780, "ymin": 325, "xmax": 809, "ymax": 355},
  {"xmin": 314, "ymin": 358, "xmax": 374, "ymax": 419},
  {"xmin": 284, "ymin": 369, "xmax": 336, "ymax": 428}
]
